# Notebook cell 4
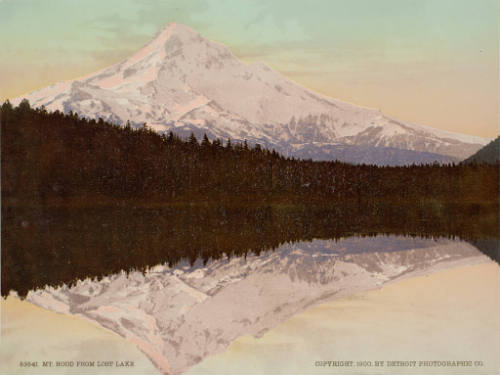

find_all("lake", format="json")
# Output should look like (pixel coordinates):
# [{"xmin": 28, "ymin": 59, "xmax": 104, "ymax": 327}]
[
  {"xmin": 22, "ymin": 235, "xmax": 493, "ymax": 374},
  {"xmin": 2, "ymin": 203, "xmax": 498, "ymax": 374}
]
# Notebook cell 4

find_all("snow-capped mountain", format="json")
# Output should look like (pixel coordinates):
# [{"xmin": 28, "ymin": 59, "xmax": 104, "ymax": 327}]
[
  {"xmin": 12, "ymin": 23, "xmax": 489, "ymax": 165},
  {"xmin": 26, "ymin": 237, "xmax": 487, "ymax": 375}
]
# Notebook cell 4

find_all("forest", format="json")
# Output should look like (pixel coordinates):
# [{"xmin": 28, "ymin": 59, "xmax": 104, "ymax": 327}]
[{"xmin": 1, "ymin": 99, "xmax": 499, "ymax": 206}]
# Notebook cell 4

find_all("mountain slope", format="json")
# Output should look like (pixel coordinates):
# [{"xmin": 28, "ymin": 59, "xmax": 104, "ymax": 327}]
[
  {"xmin": 462, "ymin": 135, "xmax": 500, "ymax": 164},
  {"xmin": 12, "ymin": 23, "xmax": 489, "ymax": 165}
]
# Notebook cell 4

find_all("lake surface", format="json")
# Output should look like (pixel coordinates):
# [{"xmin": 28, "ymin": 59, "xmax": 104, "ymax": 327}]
[
  {"xmin": 25, "ymin": 235, "xmax": 490, "ymax": 375},
  {"xmin": 2, "ymin": 203, "xmax": 498, "ymax": 374},
  {"xmin": 184, "ymin": 261, "xmax": 500, "ymax": 375}
]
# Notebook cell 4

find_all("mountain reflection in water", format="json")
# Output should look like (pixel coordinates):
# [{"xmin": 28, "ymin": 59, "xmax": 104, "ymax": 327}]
[{"xmin": 26, "ymin": 236, "xmax": 489, "ymax": 375}]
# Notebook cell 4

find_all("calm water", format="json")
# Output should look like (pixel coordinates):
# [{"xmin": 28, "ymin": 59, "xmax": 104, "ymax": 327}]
[
  {"xmin": 2, "ymin": 203, "xmax": 498, "ymax": 297},
  {"xmin": 25, "ymin": 235, "xmax": 491, "ymax": 375},
  {"xmin": 3, "ymin": 201, "xmax": 497, "ymax": 374}
]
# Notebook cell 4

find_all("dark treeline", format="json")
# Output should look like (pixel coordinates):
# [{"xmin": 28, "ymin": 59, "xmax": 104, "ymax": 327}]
[
  {"xmin": 1, "ymin": 100, "xmax": 499, "ymax": 205},
  {"xmin": 2, "ymin": 203, "xmax": 498, "ymax": 298}
]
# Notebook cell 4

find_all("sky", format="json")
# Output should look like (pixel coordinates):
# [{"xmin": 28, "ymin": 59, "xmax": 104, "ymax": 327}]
[{"xmin": 0, "ymin": 0, "xmax": 498, "ymax": 138}]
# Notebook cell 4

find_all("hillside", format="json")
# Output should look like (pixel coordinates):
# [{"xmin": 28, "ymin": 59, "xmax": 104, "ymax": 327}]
[{"xmin": 463, "ymin": 136, "xmax": 500, "ymax": 164}]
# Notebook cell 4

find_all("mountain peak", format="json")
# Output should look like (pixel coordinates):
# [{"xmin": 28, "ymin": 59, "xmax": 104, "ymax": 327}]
[
  {"xmin": 160, "ymin": 22, "xmax": 199, "ymax": 37},
  {"xmin": 150, "ymin": 22, "xmax": 202, "ymax": 47},
  {"xmin": 107, "ymin": 22, "xmax": 207, "ymax": 80}
]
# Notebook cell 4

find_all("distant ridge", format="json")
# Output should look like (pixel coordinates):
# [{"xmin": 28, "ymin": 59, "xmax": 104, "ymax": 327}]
[{"xmin": 462, "ymin": 136, "xmax": 500, "ymax": 164}]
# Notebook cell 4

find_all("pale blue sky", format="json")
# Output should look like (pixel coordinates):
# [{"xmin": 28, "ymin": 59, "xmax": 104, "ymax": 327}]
[{"xmin": 0, "ymin": 0, "xmax": 498, "ymax": 137}]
